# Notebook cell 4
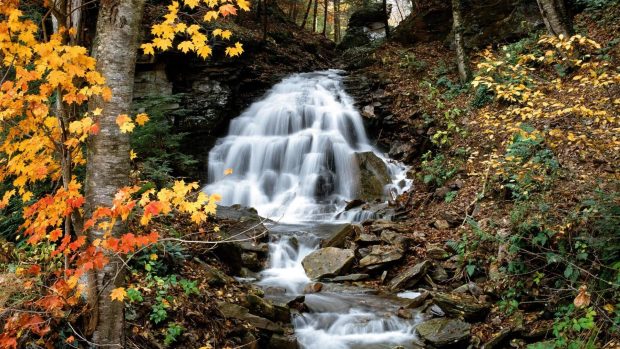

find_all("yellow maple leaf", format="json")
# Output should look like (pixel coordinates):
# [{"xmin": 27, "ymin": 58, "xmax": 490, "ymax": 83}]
[
  {"xmin": 212, "ymin": 28, "xmax": 223, "ymax": 37},
  {"xmin": 237, "ymin": 0, "xmax": 250, "ymax": 11},
  {"xmin": 221, "ymin": 30, "xmax": 232, "ymax": 40},
  {"xmin": 204, "ymin": 10, "xmax": 219, "ymax": 21},
  {"xmin": 184, "ymin": 0, "xmax": 199, "ymax": 8},
  {"xmin": 178, "ymin": 40, "xmax": 195, "ymax": 53},
  {"xmin": 141, "ymin": 43, "xmax": 155, "ymax": 55},
  {"xmin": 197, "ymin": 45, "xmax": 212, "ymax": 59},
  {"xmin": 110, "ymin": 287, "xmax": 127, "ymax": 302},
  {"xmin": 130, "ymin": 149, "xmax": 137, "ymax": 160},
  {"xmin": 116, "ymin": 114, "xmax": 135, "ymax": 133},
  {"xmin": 135, "ymin": 113, "xmax": 150, "ymax": 126},
  {"xmin": 224, "ymin": 168, "xmax": 233, "ymax": 175},
  {"xmin": 225, "ymin": 42, "xmax": 243, "ymax": 57}
]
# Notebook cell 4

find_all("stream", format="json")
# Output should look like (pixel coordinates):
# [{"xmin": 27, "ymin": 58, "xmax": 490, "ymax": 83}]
[{"xmin": 204, "ymin": 70, "xmax": 422, "ymax": 348}]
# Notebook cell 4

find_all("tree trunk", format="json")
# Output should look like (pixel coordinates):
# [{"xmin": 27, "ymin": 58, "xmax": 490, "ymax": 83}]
[
  {"xmin": 322, "ymin": 0, "xmax": 328, "ymax": 36},
  {"xmin": 263, "ymin": 0, "xmax": 269, "ymax": 41},
  {"xmin": 312, "ymin": 0, "xmax": 319, "ymax": 32},
  {"xmin": 452, "ymin": 0, "xmax": 470, "ymax": 84},
  {"xmin": 383, "ymin": 0, "xmax": 389, "ymax": 38},
  {"xmin": 334, "ymin": 0, "xmax": 340, "ymax": 42},
  {"xmin": 85, "ymin": 0, "xmax": 146, "ymax": 345},
  {"xmin": 536, "ymin": 0, "xmax": 572, "ymax": 37},
  {"xmin": 301, "ymin": 0, "xmax": 313, "ymax": 28}
]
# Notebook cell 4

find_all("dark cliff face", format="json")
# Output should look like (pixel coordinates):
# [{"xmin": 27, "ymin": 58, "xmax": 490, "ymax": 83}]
[
  {"xmin": 133, "ymin": 8, "xmax": 336, "ymax": 182},
  {"xmin": 392, "ymin": 0, "xmax": 543, "ymax": 48}
]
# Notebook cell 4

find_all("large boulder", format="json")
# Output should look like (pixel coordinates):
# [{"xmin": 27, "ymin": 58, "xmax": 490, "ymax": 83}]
[
  {"xmin": 416, "ymin": 318, "xmax": 471, "ymax": 348},
  {"xmin": 302, "ymin": 247, "xmax": 356, "ymax": 279},
  {"xmin": 320, "ymin": 224, "xmax": 355, "ymax": 248},
  {"xmin": 392, "ymin": 0, "xmax": 542, "ymax": 48},
  {"xmin": 354, "ymin": 152, "xmax": 391, "ymax": 201},
  {"xmin": 359, "ymin": 245, "xmax": 403, "ymax": 268},
  {"xmin": 338, "ymin": 3, "xmax": 389, "ymax": 50}
]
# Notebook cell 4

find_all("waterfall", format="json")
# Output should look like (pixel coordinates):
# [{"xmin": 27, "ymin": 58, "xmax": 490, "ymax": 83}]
[
  {"xmin": 204, "ymin": 70, "xmax": 409, "ymax": 223},
  {"xmin": 204, "ymin": 70, "xmax": 419, "ymax": 349}
]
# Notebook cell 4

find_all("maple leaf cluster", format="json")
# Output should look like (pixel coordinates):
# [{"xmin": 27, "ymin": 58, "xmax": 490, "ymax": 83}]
[{"xmin": 141, "ymin": 0, "xmax": 249, "ymax": 59}]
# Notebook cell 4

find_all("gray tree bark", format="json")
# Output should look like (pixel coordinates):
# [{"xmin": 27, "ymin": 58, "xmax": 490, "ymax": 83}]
[
  {"xmin": 85, "ymin": 0, "xmax": 146, "ymax": 345},
  {"xmin": 536, "ymin": 0, "xmax": 573, "ymax": 37},
  {"xmin": 452, "ymin": 0, "xmax": 470, "ymax": 84}
]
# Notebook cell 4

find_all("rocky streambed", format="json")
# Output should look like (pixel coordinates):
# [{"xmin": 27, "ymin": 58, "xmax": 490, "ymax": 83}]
[{"xmin": 210, "ymin": 205, "xmax": 496, "ymax": 349}]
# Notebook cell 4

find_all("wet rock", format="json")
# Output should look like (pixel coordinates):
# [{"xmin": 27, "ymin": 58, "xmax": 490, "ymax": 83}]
[
  {"xmin": 433, "ymin": 219, "xmax": 451, "ymax": 230},
  {"xmin": 388, "ymin": 261, "xmax": 431, "ymax": 290},
  {"xmin": 426, "ymin": 245, "xmax": 451, "ymax": 260},
  {"xmin": 217, "ymin": 302, "xmax": 284, "ymax": 333},
  {"xmin": 416, "ymin": 318, "xmax": 471, "ymax": 348},
  {"xmin": 246, "ymin": 294, "xmax": 291, "ymax": 323},
  {"xmin": 380, "ymin": 230, "xmax": 413, "ymax": 249},
  {"xmin": 344, "ymin": 199, "xmax": 365, "ymax": 210},
  {"xmin": 354, "ymin": 152, "xmax": 392, "ymax": 201},
  {"xmin": 193, "ymin": 258, "xmax": 235, "ymax": 286},
  {"xmin": 303, "ymin": 282, "xmax": 323, "ymax": 293},
  {"xmin": 433, "ymin": 292, "xmax": 490, "ymax": 321},
  {"xmin": 330, "ymin": 273, "xmax": 369, "ymax": 282},
  {"xmin": 429, "ymin": 304, "xmax": 445, "ymax": 317},
  {"xmin": 269, "ymin": 334, "xmax": 299, "ymax": 349},
  {"xmin": 320, "ymin": 224, "xmax": 355, "ymax": 248},
  {"xmin": 482, "ymin": 328, "xmax": 513, "ymax": 349},
  {"xmin": 302, "ymin": 247, "xmax": 355, "ymax": 279},
  {"xmin": 362, "ymin": 105, "xmax": 375, "ymax": 118},
  {"xmin": 359, "ymin": 245, "xmax": 404, "ymax": 268},
  {"xmin": 397, "ymin": 307, "xmax": 413, "ymax": 319},
  {"xmin": 453, "ymin": 282, "xmax": 483, "ymax": 297},
  {"xmin": 286, "ymin": 296, "xmax": 309, "ymax": 313}
]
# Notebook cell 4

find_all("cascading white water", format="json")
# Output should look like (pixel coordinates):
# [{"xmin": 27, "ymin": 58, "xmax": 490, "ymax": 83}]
[
  {"xmin": 204, "ymin": 70, "xmax": 419, "ymax": 349},
  {"xmin": 204, "ymin": 70, "xmax": 409, "ymax": 223}
]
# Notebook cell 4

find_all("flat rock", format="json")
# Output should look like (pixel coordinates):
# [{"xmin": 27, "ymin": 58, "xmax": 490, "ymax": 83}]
[
  {"xmin": 380, "ymin": 230, "xmax": 413, "ymax": 249},
  {"xmin": 302, "ymin": 247, "xmax": 355, "ymax": 279},
  {"xmin": 330, "ymin": 273, "xmax": 369, "ymax": 282},
  {"xmin": 359, "ymin": 245, "xmax": 404, "ymax": 268},
  {"xmin": 319, "ymin": 224, "xmax": 355, "ymax": 248},
  {"xmin": 356, "ymin": 233, "xmax": 381, "ymax": 243},
  {"xmin": 416, "ymin": 318, "xmax": 471, "ymax": 347},
  {"xmin": 388, "ymin": 260, "xmax": 431, "ymax": 290},
  {"xmin": 269, "ymin": 334, "xmax": 299, "ymax": 349},
  {"xmin": 433, "ymin": 292, "xmax": 490, "ymax": 321},
  {"xmin": 433, "ymin": 219, "xmax": 451, "ymax": 230},
  {"xmin": 426, "ymin": 245, "xmax": 451, "ymax": 260}
]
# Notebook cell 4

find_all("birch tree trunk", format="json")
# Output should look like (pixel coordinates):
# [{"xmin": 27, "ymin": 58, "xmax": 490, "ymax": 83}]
[
  {"xmin": 85, "ymin": 0, "xmax": 146, "ymax": 345},
  {"xmin": 536, "ymin": 0, "xmax": 572, "ymax": 37},
  {"xmin": 452, "ymin": 0, "xmax": 470, "ymax": 84}
]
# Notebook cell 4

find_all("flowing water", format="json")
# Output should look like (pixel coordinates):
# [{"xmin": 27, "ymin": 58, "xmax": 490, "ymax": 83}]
[{"xmin": 204, "ymin": 70, "xmax": 421, "ymax": 348}]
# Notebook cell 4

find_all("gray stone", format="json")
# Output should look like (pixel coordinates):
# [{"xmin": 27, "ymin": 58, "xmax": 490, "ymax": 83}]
[
  {"xmin": 388, "ymin": 261, "xmax": 431, "ymax": 290},
  {"xmin": 359, "ymin": 245, "xmax": 404, "ymax": 268},
  {"xmin": 246, "ymin": 294, "xmax": 290, "ymax": 323},
  {"xmin": 416, "ymin": 318, "xmax": 471, "ymax": 347},
  {"xmin": 357, "ymin": 233, "xmax": 381, "ymax": 243},
  {"xmin": 242, "ymin": 252, "xmax": 261, "ymax": 271},
  {"xmin": 405, "ymin": 290, "xmax": 430, "ymax": 309},
  {"xmin": 302, "ymin": 247, "xmax": 355, "ymax": 279},
  {"xmin": 430, "ymin": 265, "xmax": 449, "ymax": 282}
]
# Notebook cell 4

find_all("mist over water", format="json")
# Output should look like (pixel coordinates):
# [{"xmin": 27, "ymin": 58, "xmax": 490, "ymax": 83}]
[{"xmin": 204, "ymin": 71, "xmax": 419, "ymax": 348}]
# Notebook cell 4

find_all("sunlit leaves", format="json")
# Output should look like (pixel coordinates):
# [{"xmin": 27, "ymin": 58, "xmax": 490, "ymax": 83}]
[{"xmin": 142, "ymin": 0, "xmax": 247, "ymax": 60}]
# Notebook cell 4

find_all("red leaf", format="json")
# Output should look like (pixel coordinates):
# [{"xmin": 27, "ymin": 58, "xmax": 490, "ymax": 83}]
[{"xmin": 49, "ymin": 229, "xmax": 62, "ymax": 242}]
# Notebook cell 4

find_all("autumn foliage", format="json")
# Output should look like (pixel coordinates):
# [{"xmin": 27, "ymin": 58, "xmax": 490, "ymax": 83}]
[{"xmin": 0, "ymin": 0, "xmax": 242, "ymax": 346}]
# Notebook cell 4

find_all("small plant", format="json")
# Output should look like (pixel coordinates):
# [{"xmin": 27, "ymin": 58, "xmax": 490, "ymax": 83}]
[
  {"xmin": 419, "ymin": 151, "xmax": 459, "ymax": 188},
  {"xmin": 179, "ymin": 279, "xmax": 200, "ymax": 296},
  {"xmin": 164, "ymin": 323, "xmax": 184, "ymax": 346}
]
